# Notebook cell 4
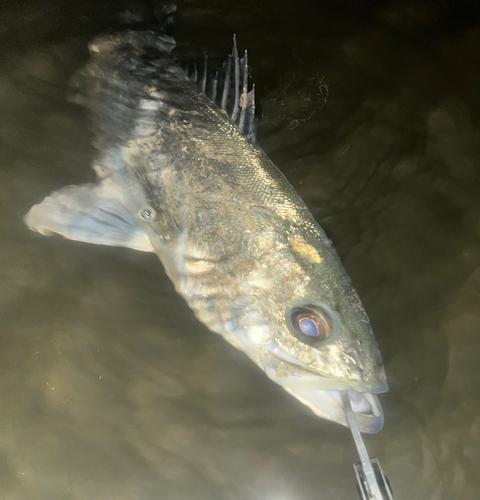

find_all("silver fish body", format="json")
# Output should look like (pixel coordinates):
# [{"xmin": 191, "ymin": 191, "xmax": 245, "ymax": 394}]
[{"xmin": 25, "ymin": 30, "xmax": 388, "ymax": 433}]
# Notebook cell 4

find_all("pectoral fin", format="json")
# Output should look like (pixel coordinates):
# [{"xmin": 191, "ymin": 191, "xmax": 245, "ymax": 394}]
[{"xmin": 24, "ymin": 182, "xmax": 154, "ymax": 252}]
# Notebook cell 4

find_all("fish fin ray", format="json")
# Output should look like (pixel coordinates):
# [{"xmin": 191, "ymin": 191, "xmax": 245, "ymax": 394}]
[
  {"xmin": 24, "ymin": 182, "xmax": 154, "ymax": 252},
  {"xmin": 180, "ymin": 36, "xmax": 257, "ymax": 142}
]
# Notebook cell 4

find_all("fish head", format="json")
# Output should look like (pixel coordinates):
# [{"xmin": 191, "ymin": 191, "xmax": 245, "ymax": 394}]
[{"xmin": 240, "ymin": 226, "xmax": 388, "ymax": 434}]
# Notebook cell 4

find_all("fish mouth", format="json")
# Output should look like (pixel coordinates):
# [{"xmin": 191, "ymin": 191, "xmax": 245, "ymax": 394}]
[
  {"xmin": 284, "ymin": 386, "xmax": 386, "ymax": 434},
  {"xmin": 262, "ymin": 351, "xmax": 388, "ymax": 434}
]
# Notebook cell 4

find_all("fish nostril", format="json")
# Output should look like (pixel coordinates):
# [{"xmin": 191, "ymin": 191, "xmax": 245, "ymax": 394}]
[{"xmin": 345, "ymin": 346, "xmax": 359, "ymax": 358}]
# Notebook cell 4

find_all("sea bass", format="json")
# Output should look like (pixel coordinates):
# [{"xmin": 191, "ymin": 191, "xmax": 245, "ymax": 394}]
[{"xmin": 24, "ymin": 26, "xmax": 388, "ymax": 433}]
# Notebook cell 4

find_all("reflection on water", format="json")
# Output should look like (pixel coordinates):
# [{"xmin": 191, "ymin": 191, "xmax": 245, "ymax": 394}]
[{"xmin": 2, "ymin": 1, "xmax": 480, "ymax": 499}]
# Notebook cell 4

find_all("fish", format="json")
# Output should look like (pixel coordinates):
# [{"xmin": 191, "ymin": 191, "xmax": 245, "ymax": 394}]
[{"xmin": 24, "ymin": 14, "xmax": 388, "ymax": 434}]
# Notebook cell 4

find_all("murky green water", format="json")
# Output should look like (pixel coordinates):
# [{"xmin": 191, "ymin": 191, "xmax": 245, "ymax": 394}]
[{"xmin": 2, "ymin": 1, "xmax": 480, "ymax": 499}]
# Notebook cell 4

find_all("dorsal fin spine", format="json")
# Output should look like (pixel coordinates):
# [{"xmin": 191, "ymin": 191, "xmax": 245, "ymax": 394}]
[
  {"xmin": 212, "ymin": 70, "xmax": 219, "ymax": 102},
  {"xmin": 221, "ymin": 55, "xmax": 231, "ymax": 110},
  {"xmin": 201, "ymin": 56, "xmax": 207, "ymax": 93},
  {"xmin": 182, "ymin": 37, "xmax": 256, "ymax": 142},
  {"xmin": 238, "ymin": 50, "xmax": 248, "ymax": 133},
  {"xmin": 231, "ymin": 35, "xmax": 240, "ymax": 122},
  {"xmin": 248, "ymin": 84, "xmax": 256, "ymax": 141}
]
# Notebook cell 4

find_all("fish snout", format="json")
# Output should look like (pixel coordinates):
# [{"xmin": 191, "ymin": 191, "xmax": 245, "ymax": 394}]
[{"xmin": 345, "ymin": 345, "xmax": 388, "ymax": 392}]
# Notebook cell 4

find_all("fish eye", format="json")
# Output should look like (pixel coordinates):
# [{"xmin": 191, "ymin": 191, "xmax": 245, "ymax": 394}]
[{"xmin": 289, "ymin": 306, "xmax": 331, "ymax": 343}]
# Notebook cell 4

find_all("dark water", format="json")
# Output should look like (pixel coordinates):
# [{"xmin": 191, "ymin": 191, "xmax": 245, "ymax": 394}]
[{"xmin": 2, "ymin": 1, "xmax": 480, "ymax": 498}]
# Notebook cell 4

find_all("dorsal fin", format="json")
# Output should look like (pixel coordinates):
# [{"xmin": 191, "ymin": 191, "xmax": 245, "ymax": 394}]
[{"xmin": 181, "ymin": 35, "xmax": 257, "ymax": 142}]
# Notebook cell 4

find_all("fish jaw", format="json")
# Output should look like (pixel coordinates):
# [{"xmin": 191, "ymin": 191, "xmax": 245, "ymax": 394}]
[
  {"xmin": 286, "ymin": 388, "xmax": 386, "ymax": 434},
  {"xmin": 261, "ymin": 348, "xmax": 388, "ymax": 433}
]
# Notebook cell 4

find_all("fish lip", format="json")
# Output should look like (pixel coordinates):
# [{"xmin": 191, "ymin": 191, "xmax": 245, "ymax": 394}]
[
  {"xmin": 327, "ymin": 389, "xmax": 385, "ymax": 434},
  {"xmin": 353, "ymin": 381, "xmax": 389, "ymax": 395},
  {"xmin": 261, "ymin": 349, "xmax": 387, "ymax": 433},
  {"xmin": 265, "ymin": 344, "xmax": 389, "ymax": 390},
  {"xmin": 348, "ymin": 391, "xmax": 385, "ymax": 434},
  {"xmin": 326, "ymin": 382, "xmax": 388, "ymax": 433}
]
